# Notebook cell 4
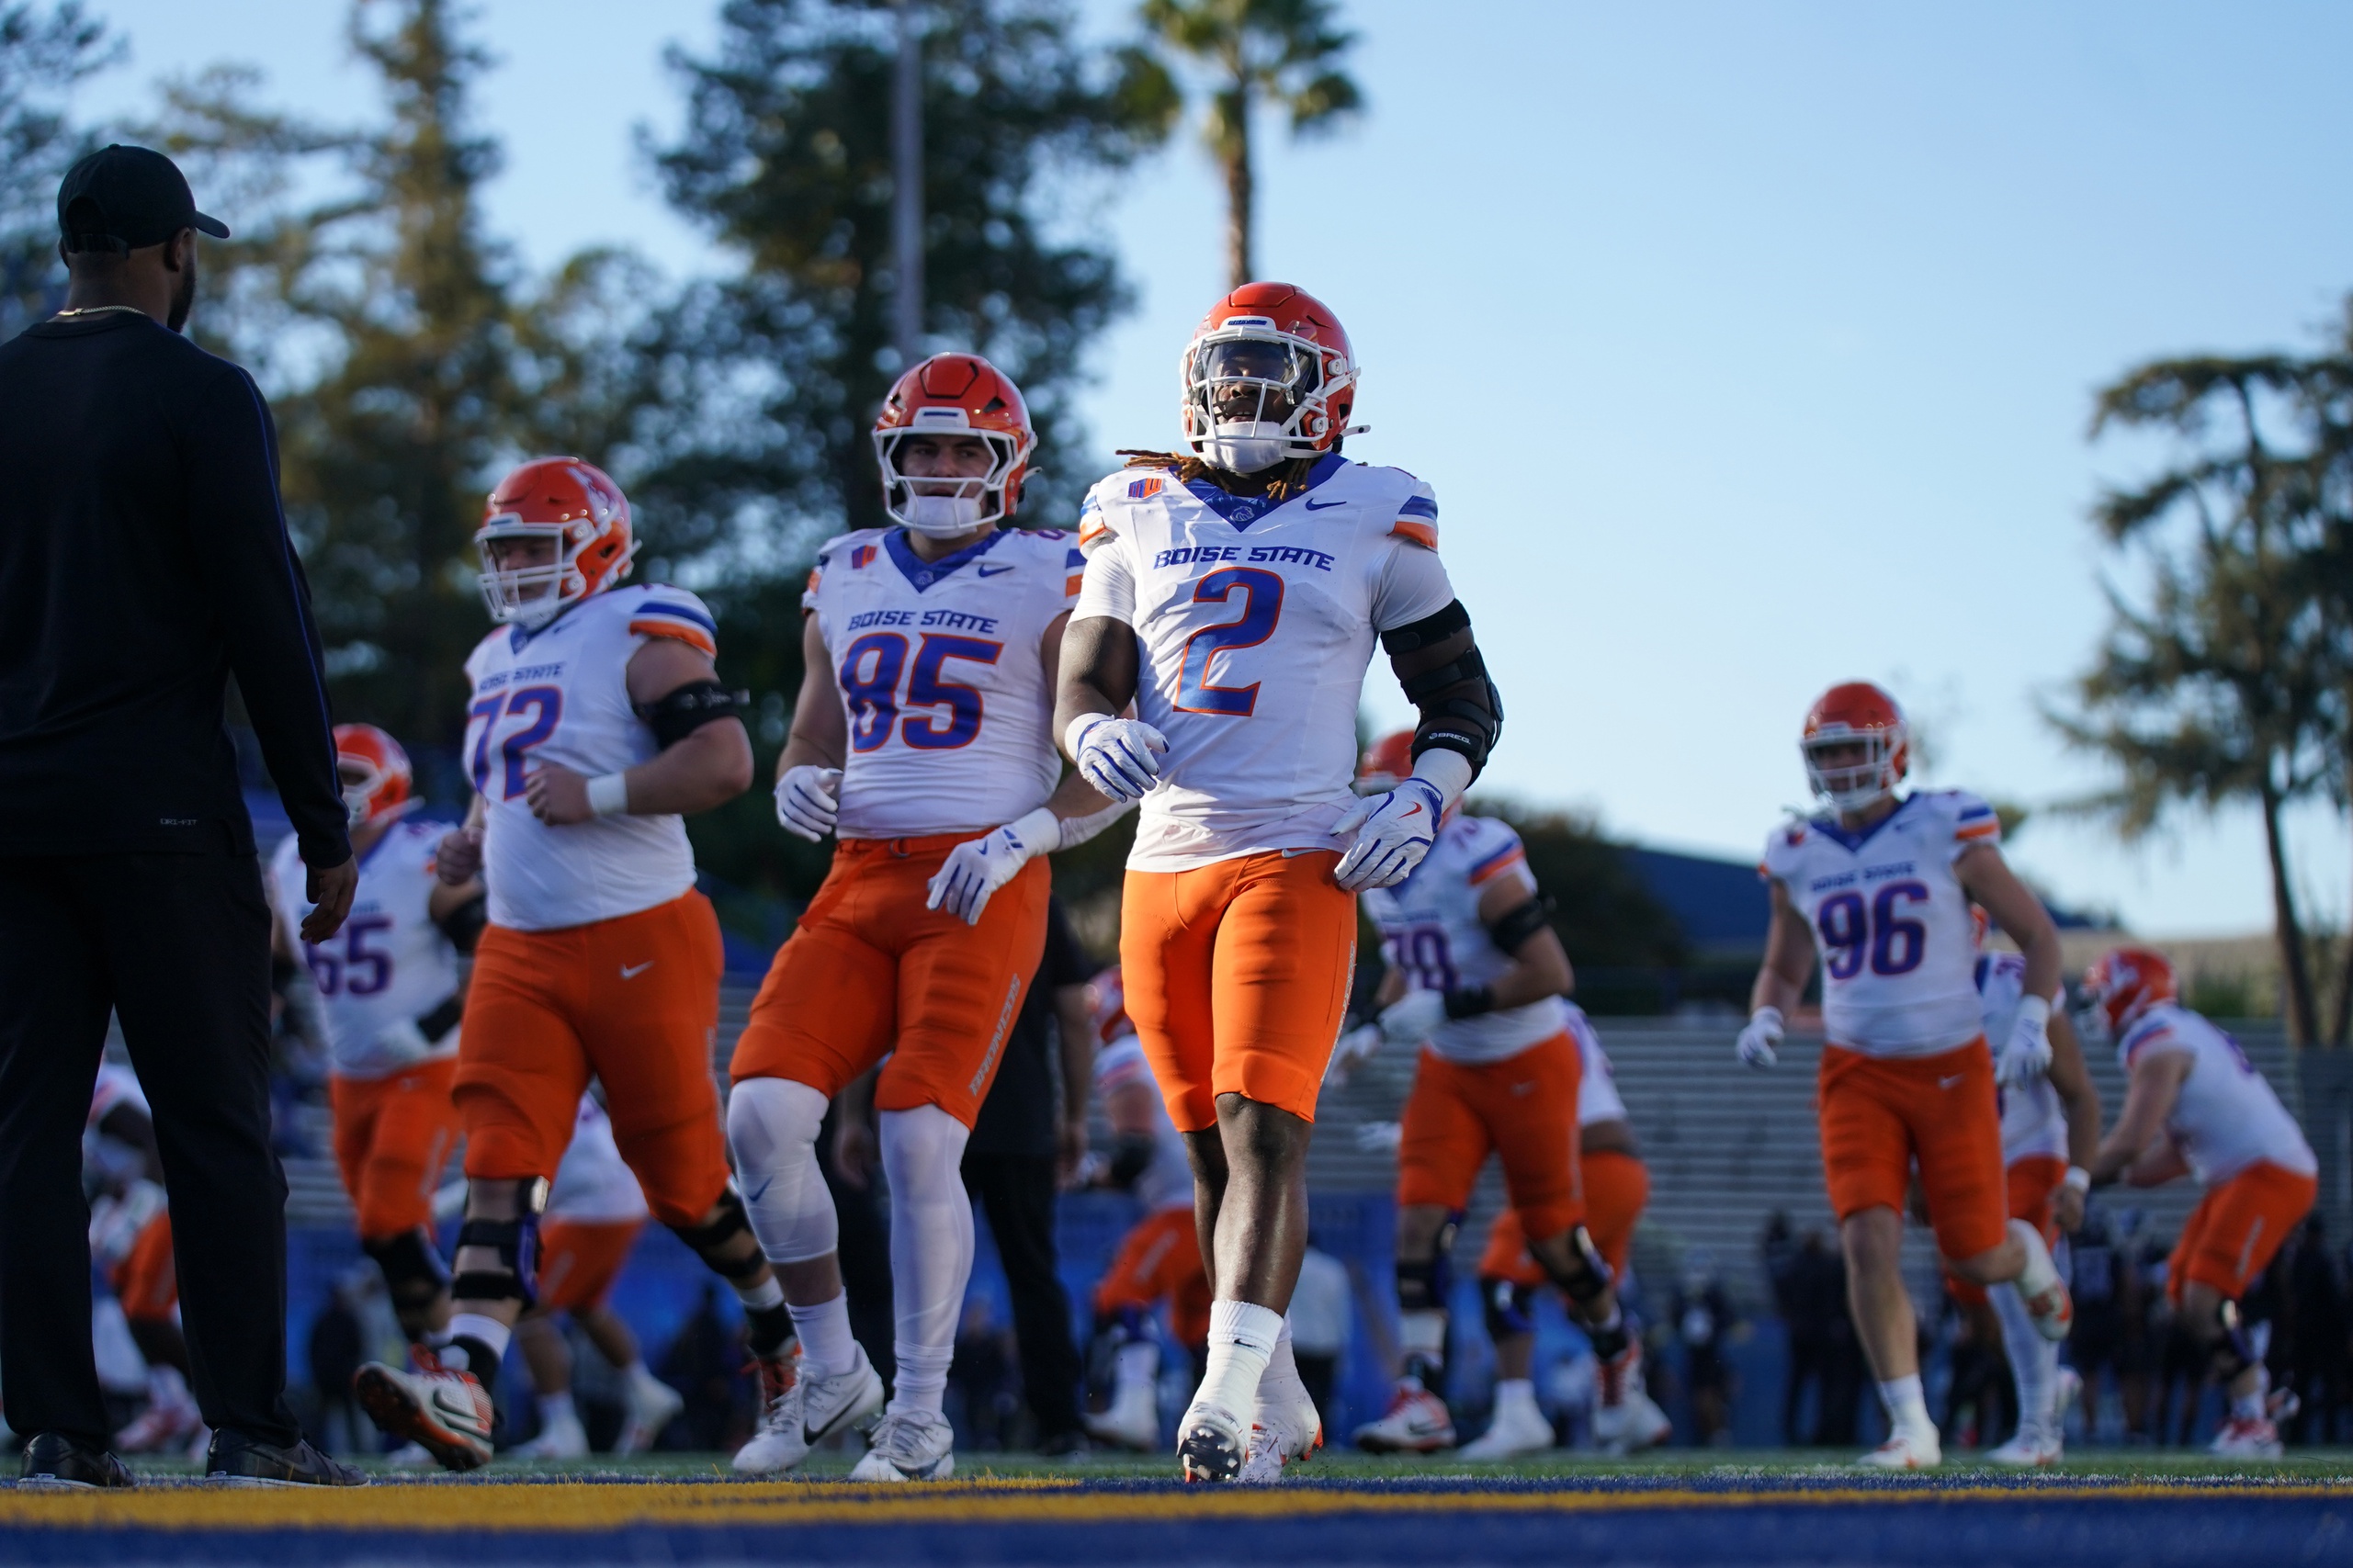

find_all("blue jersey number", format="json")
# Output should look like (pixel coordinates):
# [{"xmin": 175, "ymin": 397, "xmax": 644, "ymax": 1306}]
[
  {"xmin": 1175, "ymin": 567, "xmax": 1284, "ymax": 716},
  {"xmin": 466, "ymin": 684, "xmax": 565, "ymax": 799},
  {"xmin": 1816, "ymin": 880, "xmax": 1930, "ymax": 980},
  {"xmin": 1385, "ymin": 925, "xmax": 1459, "ymax": 994},
  {"xmin": 840, "ymin": 632, "xmax": 1002, "ymax": 752},
  {"xmin": 305, "ymin": 913, "xmax": 393, "ymax": 998}
]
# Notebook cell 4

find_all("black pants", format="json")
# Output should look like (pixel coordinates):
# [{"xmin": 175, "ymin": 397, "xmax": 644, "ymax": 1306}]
[
  {"xmin": 962, "ymin": 1151, "xmax": 1081, "ymax": 1440},
  {"xmin": 0, "ymin": 852, "xmax": 299, "ymax": 1448}
]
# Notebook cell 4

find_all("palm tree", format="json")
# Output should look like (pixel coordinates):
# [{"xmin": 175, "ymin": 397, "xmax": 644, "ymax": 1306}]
[{"xmin": 1138, "ymin": 0, "xmax": 1360, "ymax": 289}]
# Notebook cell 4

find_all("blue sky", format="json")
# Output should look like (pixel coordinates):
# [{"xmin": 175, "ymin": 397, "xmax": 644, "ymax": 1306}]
[{"xmin": 74, "ymin": 0, "xmax": 2353, "ymax": 936}]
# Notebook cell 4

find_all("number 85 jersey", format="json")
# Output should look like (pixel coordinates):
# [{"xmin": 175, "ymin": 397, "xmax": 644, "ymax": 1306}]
[{"xmin": 1760, "ymin": 789, "xmax": 2002, "ymax": 1057}]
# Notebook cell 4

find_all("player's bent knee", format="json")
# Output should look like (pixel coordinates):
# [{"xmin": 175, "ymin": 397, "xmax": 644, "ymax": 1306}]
[
  {"xmin": 453, "ymin": 1190, "xmax": 546, "ymax": 1308},
  {"xmin": 667, "ymin": 1186, "xmax": 766, "ymax": 1282},
  {"xmin": 1534, "ymin": 1224, "xmax": 1612, "ymax": 1303},
  {"xmin": 1396, "ymin": 1222, "xmax": 1457, "ymax": 1313}
]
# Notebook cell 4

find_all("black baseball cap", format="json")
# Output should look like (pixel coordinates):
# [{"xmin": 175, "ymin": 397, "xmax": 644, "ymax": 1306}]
[{"xmin": 56, "ymin": 144, "xmax": 229, "ymax": 254}]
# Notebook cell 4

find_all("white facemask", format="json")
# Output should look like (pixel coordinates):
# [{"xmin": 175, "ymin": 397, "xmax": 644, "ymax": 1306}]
[{"xmin": 900, "ymin": 492, "xmax": 986, "ymax": 538}]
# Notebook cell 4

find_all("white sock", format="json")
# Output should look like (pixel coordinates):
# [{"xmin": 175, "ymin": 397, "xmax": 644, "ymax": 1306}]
[
  {"xmin": 734, "ymin": 1275, "xmax": 785, "ymax": 1312},
  {"xmin": 2010, "ymin": 1218, "xmax": 2061, "ymax": 1300},
  {"xmin": 447, "ymin": 1312, "xmax": 513, "ymax": 1364},
  {"xmin": 537, "ymin": 1391, "xmax": 575, "ymax": 1428},
  {"xmin": 1990, "ymin": 1281, "xmax": 2060, "ymax": 1436},
  {"xmin": 1194, "ymin": 1300, "xmax": 1283, "ymax": 1417},
  {"xmin": 788, "ymin": 1292, "xmax": 858, "ymax": 1379},
  {"xmin": 1257, "ymin": 1315, "xmax": 1306, "ymax": 1408},
  {"xmin": 1878, "ymin": 1373, "xmax": 1934, "ymax": 1439},
  {"xmin": 1493, "ymin": 1377, "xmax": 1537, "ymax": 1415},
  {"xmin": 879, "ymin": 1104, "xmax": 974, "ymax": 1419},
  {"xmin": 727, "ymin": 1077, "xmax": 840, "ymax": 1263}
]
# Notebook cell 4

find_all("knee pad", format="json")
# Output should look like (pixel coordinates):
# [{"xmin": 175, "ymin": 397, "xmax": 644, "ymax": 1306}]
[
  {"xmin": 1543, "ymin": 1224, "xmax": 1613, "ymax": 1304},
  {"xmin": 1482, "ymin": 1279, "xmax": 1535, "ymax": 1342},
  {"xmin": 1397, "ymin": 1214, "xmax": 1460, "ymax": 1313},
  {"xmin": 668, "ymin": 1186, "xmax": 765, "ymax": 1283},
  {"xmin": 362, "ymin": 1227, "xmax": 450, "ymax": 1310},
  {"xmin": 451, "ymin": 1180, "xmax": 545, "ymax": 1307}
]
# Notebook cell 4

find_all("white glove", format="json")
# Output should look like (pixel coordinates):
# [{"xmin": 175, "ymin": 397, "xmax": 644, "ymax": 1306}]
[
  {"xmin": 775, "ymin": 765, "xmax": 843, "ymax": 840},
  {"xmin": 1324, "ymin": 1022, "xmax": 1384, "ymax": 1085},
  {"xmin": 1330, "ymin": 777, "xmax": 1445, "ymax": 892},
  {"xmin": 925, "ymin": 807, "xmax": 1059, "ymax": 925},
  {"xmin": 1997, "ymin": 993, "xmax": 2054, "ymax": 1088},
  {"xmin": 1736, "ymin": 1005, "xmax": 1784, "ymax": 1069},
  {"xmin": 1066, "ymin": 714, "xmax": 1168, "ymax": 802},
  {"xmin": 1378, "ymin": 988, "xmax": 1449, "ymax": 1048},
  {"xmin": 1354, "ymin": 1120, "xmax": 1404, "ymax": 1154}
]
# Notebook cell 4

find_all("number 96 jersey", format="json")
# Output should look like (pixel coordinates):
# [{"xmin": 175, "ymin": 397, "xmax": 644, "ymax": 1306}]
[
  {"xmin": 1760, "ymin": 789, "xmax": 2002, "ymax": 1057},
  {"xmin": 803, "ymin": 525, "xmax": 1078, "ymax": 838}
]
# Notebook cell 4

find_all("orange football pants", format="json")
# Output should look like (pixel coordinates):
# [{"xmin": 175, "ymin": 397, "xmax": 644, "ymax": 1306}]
[
  {"xmin": 1399, "ymin": 1032, "xmax": 1586, "ymax": 1243},
  {"xmin": 457, "ymin": 892, "xmax": 731, "ymax": 1227},
  {"xmin": 2166, "ymin": 1159, "xmax": 2317, "ymax": 1304},
  {"xmin": 1817, "ymin": 1037, "xmax": 2008, "ymax": 1261},
  {"xmin": 1118, "ymin": 850, "xmax": 1355, "ymax": 1131},
  {"xmin": 1479, "ymin": 1149, "xmax": 1649, "ymax": 1289},
  {"xmin": 1945, "ymin": 1154, "xmax": 2066, "ymax": 1308},
  {"xmin": 1093, "ymin": 1206, "xmax": 1213, "ymax": 1348},
  {"xmin": 330, "ymin": 1058, "xmax": 461, "ymax": 1241},
  {"xmin": 111, "ymin": 1212, "xmax": 177, "ymax": 1325},
  {"xmin": 537, "ymin": 1218, "xmax": 645, "ymax": 1314},
  {"xmin": 730, "ymin": 834, "xmax": 1050, "ymax": 1127}
]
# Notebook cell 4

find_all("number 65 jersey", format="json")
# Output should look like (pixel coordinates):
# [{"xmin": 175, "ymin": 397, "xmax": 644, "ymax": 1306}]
[
  {"xmin": 1760, "ymin": 790, "xmax": 2003, "ymax": 1057},
  {"xmin": 1074, "ymin": 455, "xmax": 1457, "ymax": 872}
]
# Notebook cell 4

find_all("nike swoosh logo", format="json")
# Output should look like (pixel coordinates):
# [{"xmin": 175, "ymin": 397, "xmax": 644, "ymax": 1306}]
[
  {"xmin": 745, "ymin": 1178, "xmax": 773, "ymax": 1203},
  {"xmin": 1399, "ymin": 805, "xmax": 1423, "ymax": 820},
  {"xmin": 1938, "ymin": 1074, "xmax": 1965, "ymax": 1089},
  {"xmin": 620, "ymin": 961, "xmax": 655, "ymax": 979},
  {"xmin": 1282, "ymin": 848, "xmax": 1318, "ymax": 857},
  {"xmin": 977, "ymin": 563, "xmax": 1014, "ymax": 576},
  {"xmin": 1303, "ymin": 499, "xmax": 1345, "ymax": 511}
]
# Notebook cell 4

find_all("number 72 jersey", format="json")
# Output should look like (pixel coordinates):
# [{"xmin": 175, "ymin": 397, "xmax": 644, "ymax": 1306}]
[{"xmin": 1759, "ymin": 789, "xmax": 2003, "ymax": 1057}]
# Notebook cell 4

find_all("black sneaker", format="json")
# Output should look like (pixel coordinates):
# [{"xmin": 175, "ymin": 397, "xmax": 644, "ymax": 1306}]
[
  {"xmin": 206, "ymin": 1429, "xmax": 368, "ymax": 1487},
  {"xmin": 20, "ymin": 1432, "xmax": 133, "ymax": 1489}
]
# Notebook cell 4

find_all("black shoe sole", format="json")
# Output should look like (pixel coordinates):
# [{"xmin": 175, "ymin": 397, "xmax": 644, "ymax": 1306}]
[
  {"xmin": 352, "ymin": 1367, "xmax": 490, "ymax": 1473},
  {"xmin": 1178, "ymin": 1422, "xmax": 1240, "ymax": 1483}
]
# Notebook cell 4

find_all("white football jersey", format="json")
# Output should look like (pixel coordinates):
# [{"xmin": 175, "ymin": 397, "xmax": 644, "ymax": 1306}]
[
  {"xmin": 1567, "ymin": 1004, "xmax": 1626, "ymax": 1126},
  {"xmin": 545, "ymin": 1095, "xmax": 650, "ymax": 1224},
  {"xmin": 803, "ymin": 525, "xmax": 1076, "ymax": 839},
  {"xmin": 1759, "ymin": 790, "xmax": 2003, "ymax": 1057},
  {"xmin": 1094, "ymin": 1036, "xmax": 1193, "ymax": 1215},
  {"xmin": 269, "ymin": 821, "xmax": 463, "ymax": 1080},
  {"xmin": 1976, "ymin": 952, "xmax": 2065, "ymax": 1164},
  {"xmin": 1074, "ymin": 457, "xmax": 1457, "ymax": 871},
  {"xmin": 462, "ymin": 587, "xmax": 715, "ymax": 931},
  {"xmin": 2118, "ymin": 1003, "xmax": 2314, "ymax": 1185},
  {"xmin": 1361, "ymin": 812, "xmax": 1565, "ymax": 1064}
]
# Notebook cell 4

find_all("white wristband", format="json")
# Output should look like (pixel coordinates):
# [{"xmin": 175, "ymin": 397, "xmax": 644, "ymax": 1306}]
[
  {"xmin": 586, "ymin": 773, "xmax": 630, "ymax": 817},
  {"xmin": 1007, "ymin": 806, "xmax": 1061, "ymax": 855},
  {"xmin": 2062, "ymin": 1166, "xmax": 2091, "ymax": 1194}
]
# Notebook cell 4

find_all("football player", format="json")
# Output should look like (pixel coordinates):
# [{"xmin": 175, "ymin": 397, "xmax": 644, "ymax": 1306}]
[
  {"xmin": 1954, "ymin": 908, "xmax": 2102, "ymax": 1467},
  {"xmin": 268, "ymin": 724, "xmax": 479, "ymax": 1355},
  {"xmin": 509, "ymin": 1094, "xmax": 685, "ymax": 1459},
  {"xmin": 354, "ymin": 457, "xmax": 786, "ymax": 1472},
  {"xmin": 1080, "ymin": 966, "xmax": 1210, "ymax": 1452},
  {"xmin": 725, "ymin": 354, "xmax": 1128, "ymax": 1483},
  {"xmin": 84, "ymin": 1062, "xmax": 198, "ymax": 1455},
  {"xmin": 2082, "ymin": 948, "xmax": 2316, "ymax": 1458},
  {"xmin": 1329, "ymin": 732, "xmax": 1634, "ymax": 1459},
  {"xmin": 1739, "ymin": 682, "xmax": 2072, "ymax": 1469},
  {"xmin": 1055, "ymin": 283, "xmax": 1503, "ymax": 1483}
]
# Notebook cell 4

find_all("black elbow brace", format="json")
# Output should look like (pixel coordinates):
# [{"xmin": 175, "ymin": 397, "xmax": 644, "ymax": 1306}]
[
  {"xmin": 647, "ymin": 681, "xmax": 749, "ymax": 748},
  {"xmin": 435, "ymin": 894, "xmax": 487, "ymax": 955},
  {"xmin": 1382, "ymin": 603, "xmax": 1503, "ymax": 777},
  {"xmin": 1486, "ymin": 895, "xmax": 1555, "ymax": 955}
]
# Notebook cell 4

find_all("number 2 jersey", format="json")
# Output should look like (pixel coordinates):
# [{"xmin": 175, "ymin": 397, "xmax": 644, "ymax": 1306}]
[
  {"xmin": 462, "ymin": 586, "xmax": 718, "ymax": 931},
  {"xmin": 1075, "ymin": 455, "xmax": 1457, "ymax": 871},
  {"xmin": 2118, "ymin": 1002, "xmax": 2313, "ymax": 1185},
  {"xmin": 269, "ymin": 818, "xmax": 462, "ymax": 1079},
  {"xmin": 803, "ymin": 525, "xmax": 1077, "ymax": 839},
  {"xmin": 1759, "ymin": 789, "xmax": 2005, "ymax": 1057},
  {"xmin": 1361, "ymin": 811, "xmax": 1566, "ymax": 1064}
]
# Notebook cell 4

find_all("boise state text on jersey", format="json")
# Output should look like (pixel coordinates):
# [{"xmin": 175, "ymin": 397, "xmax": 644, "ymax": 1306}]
[
  {"xmin": 803, "ymin": 525, "xmax": 1076, "ymax": 839},
  {"xmin": 1760, "ymin": 790, "xmax": 2002, "ymax": 1056},
  {"xmin": 269, "ymin": 819, "xmax": 463, "ymax": 1079},
  {"xmin": 1074, "ymin": 455, "xmax": 1457, "ymax": 871}
]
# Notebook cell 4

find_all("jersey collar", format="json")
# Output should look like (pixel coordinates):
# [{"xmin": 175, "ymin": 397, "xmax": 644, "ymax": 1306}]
[
  {"xmin": 885, "ymin": 525, "xmax": 1010, "ymax": 592},
  {"xmin": 1805, "ymin": 792, "xmax": 1919, "ymax": 852},
  {"xmin": 1180, "ymin": 453, "xmax": 1349, "ymax": 530}
]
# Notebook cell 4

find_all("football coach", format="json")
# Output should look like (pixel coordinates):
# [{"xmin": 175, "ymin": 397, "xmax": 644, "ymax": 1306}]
[{"xmin": 0, "ymin": 146, "xmax": 363, "ymax": 1487}]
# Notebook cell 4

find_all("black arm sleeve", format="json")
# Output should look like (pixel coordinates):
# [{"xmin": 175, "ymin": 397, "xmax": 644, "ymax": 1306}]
[
  {"xmin": 181, "ymin": 367, "xmax": 350, "ymax": 868},
  {"xmin": 1381, "ymin": 601, "xmax": 1503, "ymax": 777}
]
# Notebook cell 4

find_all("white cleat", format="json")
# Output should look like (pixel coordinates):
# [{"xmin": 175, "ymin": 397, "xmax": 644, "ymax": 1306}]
[
  {"xmin": 512, "ymin": 1408, "xmax": 589, "ymax": 1460},
  {"xmin": 1460, "ymin": 1398, "xmax": 1555, "ymax": 1461},
  {"xmin": 1857, "ymin": 1428, "xmax": 1942, "ymax": 1470},
  {"xmin": 732, "ymin": 1346, "xmax": 885, "ymax": 1476},
  {"xmin": 1177, "ymin": 1400, "xmax": 1248, "ymax": 1483},
  {"xmin": 1595, "ymin": 1389, "xmax": 1673, "ymax": 1455},
  {"xmin": 2209, "ymin": 1416, "xmax": 2284, "ymax": 1459},
  {"xmin": 1351, "ymin": 1385, "xmax": 1455, "ymax": 1454},
  {"xmin": 848, "ymin": 1410, "xmax": 955, "ymax": 1481},
  {"xmin": 617, "ymin": 1369, "xmax": 685, "ymax": 1455},
  {"xmin": 1237, "ymin": 1402, "xmax": 1321, "ymax": 1485},
  {"xmin": 352, "ymin": 1354, "xmax": 494, "ymax": 1472},
  {"xmin": 1986, "ymin": 1426, "xmax": 2063, "ymax": 1467}
]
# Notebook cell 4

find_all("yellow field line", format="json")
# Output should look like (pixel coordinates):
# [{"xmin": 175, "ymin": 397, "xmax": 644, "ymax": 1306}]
[{"xmin": 4, "ymin": 1477, "xmax": 2351, "ymax": 1533}]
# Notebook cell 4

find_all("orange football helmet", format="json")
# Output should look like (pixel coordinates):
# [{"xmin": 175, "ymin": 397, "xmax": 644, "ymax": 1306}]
[
  {"xmin": 1357, "ymin": 728, "xmax": 1417, "ymax": 795},
  {"xmin": 1181, "ymin": 281, "xmax": 1360, "ymax": 473},
  {"xmin": 872, "ymin": 353, "xmax": 1036, "ymax": 538},
  {"xmin": 334, "ymin": 723, "xmax": 413, "ymax": 826},
  {"xmin": 476, "ymin": 457, "xmax": 637, "ymax": 630},
  {"xmin": 2085, "ymin": 947, "xmax": 2177, "ymax": 1037},
  {"xmin": 1801, "ymin": 682, "xmax": 1908, "ymax": 813}
]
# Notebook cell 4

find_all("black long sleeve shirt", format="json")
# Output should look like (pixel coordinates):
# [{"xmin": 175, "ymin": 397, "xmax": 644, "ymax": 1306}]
[{"xmin": 0, "ymin": 310, "xmax": 349, "ymax": 866}]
